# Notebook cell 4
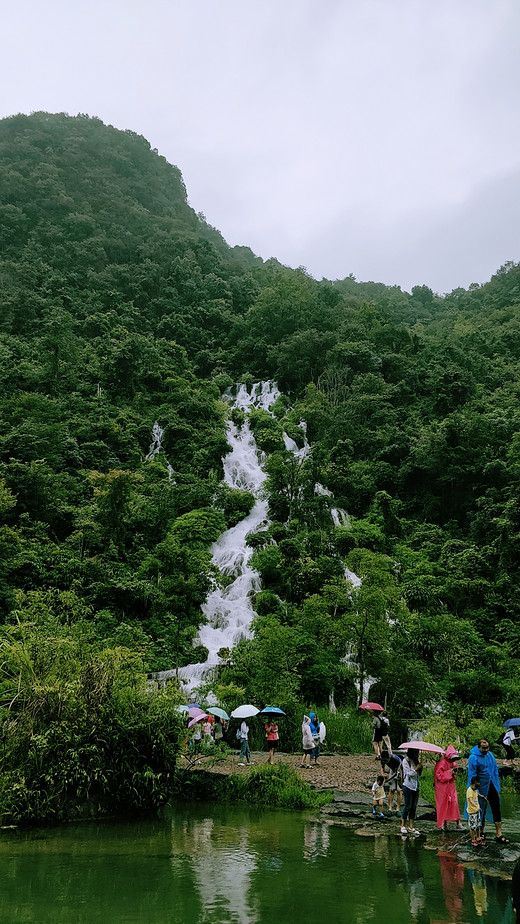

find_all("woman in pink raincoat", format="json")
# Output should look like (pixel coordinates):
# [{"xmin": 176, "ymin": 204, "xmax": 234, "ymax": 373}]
[{"xmin": 434, "ymin": 744, "xmax": 464, "ymax": 831}]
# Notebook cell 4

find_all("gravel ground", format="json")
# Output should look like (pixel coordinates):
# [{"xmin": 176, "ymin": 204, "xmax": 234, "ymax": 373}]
[{"xmin": 181, "ymin": 749, "xmax": 389, "ymax": 793}]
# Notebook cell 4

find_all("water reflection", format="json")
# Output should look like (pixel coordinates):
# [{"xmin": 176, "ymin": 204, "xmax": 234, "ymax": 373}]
[
  {"xmin": 438, "ymin": 852, "xmax": 465, "ymax": 922},
  {"xmin": 303, "ymin": 821, "xmax": 330, "ymax": 862},
  {"xmin": 170, "ymin": 815, "xmax": 260, "ymax": 924},
  {"xmin": 0, "ymin": 804, "xmax": 515, "ymax": 923}
]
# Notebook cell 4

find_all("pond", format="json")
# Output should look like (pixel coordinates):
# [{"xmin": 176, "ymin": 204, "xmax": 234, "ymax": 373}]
[{"xmin": 0, "ymin": 801, "xmax": 515, "ymax": 923}]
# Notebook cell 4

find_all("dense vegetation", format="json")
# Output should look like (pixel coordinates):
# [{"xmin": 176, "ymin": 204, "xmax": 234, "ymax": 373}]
[{"xmin": 1, "ymin": 112, "xmax": 520, "ymax": 820}]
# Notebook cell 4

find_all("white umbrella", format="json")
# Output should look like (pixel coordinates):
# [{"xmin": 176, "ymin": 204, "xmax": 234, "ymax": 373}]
[{"xmin": 230, "ymin": 704, "xmax": 260, "ymax": 719}]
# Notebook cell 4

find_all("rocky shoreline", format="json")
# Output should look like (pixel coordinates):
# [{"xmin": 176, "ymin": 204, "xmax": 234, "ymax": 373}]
[{"xmin": 186, "ymin": 749, "xmax": 520, "ymax": 876}]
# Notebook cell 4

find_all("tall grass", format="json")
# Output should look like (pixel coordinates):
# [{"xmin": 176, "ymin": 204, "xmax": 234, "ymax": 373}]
[
  {"xmin": 175, "ymin": 763, "xmax": 332, "ymax": 809},
  {"xmin": 320, "ymin": 708, "xmax": 373, "ymax": 753}
]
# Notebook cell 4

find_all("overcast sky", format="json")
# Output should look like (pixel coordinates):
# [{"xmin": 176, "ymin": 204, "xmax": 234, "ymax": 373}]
[{"xmin": 2, "ymin": 0, "xmax": 520, "ymax": 293}]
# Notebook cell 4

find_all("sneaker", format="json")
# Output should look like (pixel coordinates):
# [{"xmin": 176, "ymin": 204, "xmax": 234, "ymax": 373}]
[
  {"xmin": 373, "ymin": 809, "xmax": 377, "ymax": 815},
  {"xmin": 410, "ymin": 828, "xmax": 420, "ymax": 836},
  {"xmin": 400, "ymin": 826, "xmax": 408, "ymax": 835},
  {"xmin": 379, "ymin": 813, "xmax": 385, "ymax": 818},
  {"xmin": 238, "ymin": 762, "xmax": 244, "ymax": 766}
]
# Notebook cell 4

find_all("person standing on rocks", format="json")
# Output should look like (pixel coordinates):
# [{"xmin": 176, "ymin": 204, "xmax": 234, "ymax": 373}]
[
  {"xmin": 465, "ymin": 739, "xmax": 509, "ymax": 845},
  {"xmin": 434, "ymin": 744, "xmax": 464, "ymax": 831},
  {"xmin": 380, "ymin": 749, "xmax": 403, "ymax": 815},
  {"xmin": 400, "ymin": 748, "xmax": 423, "ymax": 836},
  {"xmin": 512, "ymin": 856, "xmax": 520, "ymax": 923}
]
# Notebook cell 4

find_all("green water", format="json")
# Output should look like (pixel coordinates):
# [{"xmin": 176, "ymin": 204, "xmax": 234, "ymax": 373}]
[{"xmin": 0, "ymin": 801, "xmax": 515, "ymax": 923}]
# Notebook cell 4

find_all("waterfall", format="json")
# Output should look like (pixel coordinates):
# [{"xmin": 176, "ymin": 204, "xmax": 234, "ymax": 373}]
[
  {"xmin": 148, "ymin": 381, "xmax": 366, "ymax": 698},
  {"xmin": 177, "ymin": 382, "xmax": 281, "ymax": 694},
  {"xmin": 146, "ymin": 421, "xmax": 174, "ymax": 480}
]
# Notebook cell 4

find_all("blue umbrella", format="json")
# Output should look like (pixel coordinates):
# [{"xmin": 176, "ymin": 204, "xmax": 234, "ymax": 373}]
[
  {"xmin": 260, "ymin": 707, "xmax": 286, "ymax": 716},
  {"xmin": 503, "ymin": 718, "xmax": 520, "ymax": 727}
]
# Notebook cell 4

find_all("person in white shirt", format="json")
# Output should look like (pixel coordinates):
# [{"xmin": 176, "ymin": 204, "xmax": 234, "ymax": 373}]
[{"xmin": 400, "ymin": 748, "xmax": 423, "ymax": 836}]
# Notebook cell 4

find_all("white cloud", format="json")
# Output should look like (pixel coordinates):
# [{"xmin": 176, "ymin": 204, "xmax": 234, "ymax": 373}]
[{"xmin": 1, "ymin": 0, "xmax": 519, "ymax": 291}]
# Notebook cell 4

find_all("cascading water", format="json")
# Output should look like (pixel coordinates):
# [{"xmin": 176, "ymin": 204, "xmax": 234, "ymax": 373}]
[
  {"xmin": 177, "ymin": 382, "xmax": 281, "ymax": 694},
  {"xmin": 146, "ymin": 421, "xmax": 174, "ymax": 480},
  {"xmin": 148, "ymin": 381, "xmax": 367, "ymax": 699}
]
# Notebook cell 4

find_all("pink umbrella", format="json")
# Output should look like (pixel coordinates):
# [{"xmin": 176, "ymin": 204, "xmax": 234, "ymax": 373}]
[
  {"xmin": 187, "ymin": 713, "xmax": 210, "ymax": 729},
  {"xmin": 359, "ymin": 702, "xmax": 384, "ymax": 711},
  {"xmin": 188, "ymin": 706, "xmax": 205, "ymax": 719},
  {"xmin": 398, "ymin": 740, "xmax": 444, "ymax": 754}
]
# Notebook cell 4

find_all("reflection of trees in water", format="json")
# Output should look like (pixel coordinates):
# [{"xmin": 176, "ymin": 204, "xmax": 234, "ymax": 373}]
[
  {"xmin": 170, "ymin": 816, "xmax": 259, "ymax": 924},
  {"xmin": 303, "ymin": 822, "xmax": 330, "ymax": 862},
  {"xmin": 167, "ymin": 810, "xmax": 514, "ymax": 924}
]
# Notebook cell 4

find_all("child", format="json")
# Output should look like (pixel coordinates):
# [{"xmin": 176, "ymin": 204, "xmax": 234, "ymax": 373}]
[
  {"xmin": 372, "ymin": 774, "xmax": 386, "ymax": 817},
  {"xmin": 466, "ymin": 776, "xmax": 486, "ymax": 846}
]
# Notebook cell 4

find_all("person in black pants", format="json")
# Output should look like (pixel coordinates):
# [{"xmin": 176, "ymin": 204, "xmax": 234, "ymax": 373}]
[{"xmin": 512, "ymin": 857, "xmax": 520, "ymax": 923}]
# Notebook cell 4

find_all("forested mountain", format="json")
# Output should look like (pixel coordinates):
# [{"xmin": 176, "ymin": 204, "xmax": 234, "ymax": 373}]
[{"xmin": 1, "ymin": 110, "xmax": 520, "ymax": 787}]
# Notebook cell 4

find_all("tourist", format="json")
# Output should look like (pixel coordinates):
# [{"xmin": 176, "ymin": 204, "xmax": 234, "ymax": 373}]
[
  {"xmin": 380, "ymin": 711, "xmax": 391, "ymax": 752},
  {"xmin": 512, "ymin": 856, "xmax": 520, "ymax": 923},
  {"xmin": 265, "ymin": 718, "xmax": 279, "ymax": 764},
  {"xmin": 400, "ymin": 748, "xmax": 423, "ymax": 836},
  {"xmin": 466, "ymin": 775, "xmax": 486, "ymax": 846},
  {"xmin": 371, "ymin": 773, "xmax": 386, "ymax": 817},
  {"xmin": 502, "ymin": 726, "xmax": 518, "ymax": 767},
  {"xmin": 190, "ymin": 722, "xmax": 202, "ymax": 753},
  {"xmin": 213, "ymin": 717, "xmax": 224, "ymax": 743},
  {"xmin": 301, "ymin": 715, "xmax": 315, "ymax": 769},
  {"xmin": 309, "ymin": 712, "xmax": 321, "ymax": 765},
  {"xmin": 380, "ymin": 748, "xmax": 403, "ymax": 815},
  {"xmin": 466, "ymin": 739, "xmax": 509, "ymax": 844},
  {"xmin": 434, "ymin": 744, "xmax": 464, "ymax": 831},
  {"xmin": 371, "ymin": 711, "xmax": 384, "ymax": 759},
  {"xmin": 203, "ymin": 718, "xmax": 213, "ymax": 743},
  {"xmin": 238, "ymin": 719, "xmax": 251, "ymax": 766}
]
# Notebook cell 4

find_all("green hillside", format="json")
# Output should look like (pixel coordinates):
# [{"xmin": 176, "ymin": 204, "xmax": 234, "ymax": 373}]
[{"xmin": 1, "ymin": 112, "xmax": 520, "ymax": 820}]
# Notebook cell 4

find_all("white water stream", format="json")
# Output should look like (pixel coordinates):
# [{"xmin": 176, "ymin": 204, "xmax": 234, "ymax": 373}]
[
  {"xmin": 146, "ymin": 421, "xmax": 174, "ymax": 480},
  {"xmin": 149, "ymin": 381, "xmax": 364, "ymax": 697},
  {"xmin": 176, "ymin": 382, "xmax": 281, "ymax": 693}
]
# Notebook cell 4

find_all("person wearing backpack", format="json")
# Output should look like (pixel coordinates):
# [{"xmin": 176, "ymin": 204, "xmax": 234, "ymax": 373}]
[
  {"xmin": 371, "ymin": 712, "xmax": 384, "ymax": 759},
  {"xmin": 501, "ymin": 727, "xmax": 518, "ymax": 767},
  {"xmin": 380, "ymin": 712, "xmax": 392, "ymax": 752}
]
